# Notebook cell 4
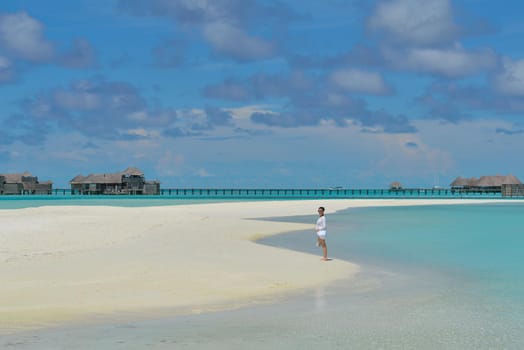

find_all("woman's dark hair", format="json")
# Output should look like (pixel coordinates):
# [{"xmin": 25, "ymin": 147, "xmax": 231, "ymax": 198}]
[{"xmin": 318, "ymin": 206, "xmax": 325, "ymax": 211}]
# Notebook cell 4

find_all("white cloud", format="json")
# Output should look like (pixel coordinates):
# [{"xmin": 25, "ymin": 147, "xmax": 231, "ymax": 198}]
[
  {"xmin": 176, "ymin": 108, "xmax": 206, "ymax": 125},
  {"xmin": 493, "ymin": 58, "xmax": 524, "ymax": 96},
  {"xmin": 0, "ymin": 55, "xmax": 14, "ymax": 82},
  {"xmin": 203, "ymin": 21, "xmax": 274, "ymax": 61},
  {"xmin": 53, "ymin": 90, "xmax": 101, "ymax": 110},
  {"xmin": 225, "ymin": 105, "xmax": 274, "ymax": 120},
  {"xmin": 329, "ymin": 68, "xmax": 391, "ymax": 95},
  {"xmin": 383, "ymin": 46, "xmax": 497, "ymax": 77},
  {"xmin": 155, "ymin": 150, "xmax": 186, "ymax": 177},
  {"xmin": 376, "ymin": 132, "xmax": 454, "ymax": 177},
  {"xmin": 0, "ymin": 12, "xmax": 54, "ymax": 62},
  {"xmin": 326, "ymin": 93, "xmax": 353, "ymax": 108},
  {"xmin": 127, "ymin": 111, "xmax": 150, "ymax": 122},
  {"xmin": 414, "ymin": 119, "xmax": 524, "ymax": 176},
  {"xmin": 126, "ymin": 128, "xmax": 160, "ymax": 138},
  {"xmin": 368, "ymin": 0, "xmax": 458, "ymax": 46}
]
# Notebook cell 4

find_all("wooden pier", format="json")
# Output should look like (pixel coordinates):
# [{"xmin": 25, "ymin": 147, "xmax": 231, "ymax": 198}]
[
  {"xmin": 3, "ymin": 187, "xmax": 511, "ymax": 199},
  {"xmin": 152, "ymin": 188, "xmax": 504, "ymax": 199}
]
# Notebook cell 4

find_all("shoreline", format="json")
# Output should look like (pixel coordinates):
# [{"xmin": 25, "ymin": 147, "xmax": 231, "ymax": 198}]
[{"xmin": 1, "ymin": 198, "xmax": 520, "ymax": 333}]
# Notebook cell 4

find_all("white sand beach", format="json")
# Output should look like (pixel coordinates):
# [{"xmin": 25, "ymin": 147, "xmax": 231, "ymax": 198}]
[{"xmin": 0, "ymin": 198, "xmax": 511, "ymax": 333}]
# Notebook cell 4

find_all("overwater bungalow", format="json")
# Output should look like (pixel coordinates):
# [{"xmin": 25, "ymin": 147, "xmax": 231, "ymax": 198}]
[
  {"xmin": 389, "ymin": 181, "xmax": 403, "ymax": 190},
  {"xmin": 70, "ymin": 167, "xmax": 160, "ymax": 195},
  {"xmin": 450, "ymin": 174, "xmax": 522, "ymax": 193},
  {"xmin": 0, "ymin": 171, "xmax": 53, "ymax": 195}
]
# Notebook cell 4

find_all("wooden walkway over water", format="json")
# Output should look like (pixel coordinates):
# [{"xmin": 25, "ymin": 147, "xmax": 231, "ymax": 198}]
[{"xmin": 45, "ymin": 188, "xmax": 511, "ymax": 199}]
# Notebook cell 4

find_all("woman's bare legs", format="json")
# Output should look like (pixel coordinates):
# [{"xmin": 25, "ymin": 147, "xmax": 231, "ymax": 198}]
[{"xmin": 319, "ymin": 238, "xmax": 328, "ymax": 260}]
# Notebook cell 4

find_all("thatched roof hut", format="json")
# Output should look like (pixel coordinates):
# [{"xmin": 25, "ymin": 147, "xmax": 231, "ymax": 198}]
[
  {"xmin": 504, "ymin": 174, "xmax": 522, "ymax": 184},
  {"xmin": 475, "ymin": 174, "xmax": 521, "ymax": 187},
  {"xmin": 1, "ymin": 171, "xmax": 33, "ymax": 183},
  {"xmin": 450, "ymin": 176, "xmax": 479, "ymax": 188},
  {"xmin": 451, "ymin": 174, "xmax": 522, "ymax": 189},
  {"xmin": 450, "ymin": 177, "xmax": 466, "ymax": 187},
  {"xmin": 70, "ymin": 174, "xmax": 85, "ymax": 184},
  {"xmin": 389, "ymin": 181, "xmax": 402, "ymax": 190},
  {"xmin": 70, "ymin": 167, "xmax": 145, "ymax": 185},
  {"xmin": 0, "ymin": 171, "xmax": 52, "ymax": 194},
  {"xmin": 69, "ymin": 167, "xmax": 159, "ymax": 195},
  {"xmin": 122, "ymin": 167, "xmax": 144, "ymax": 176},
  {"xmin": 82, "ymin": 173, "xmax": 124, "ymax": 184}
]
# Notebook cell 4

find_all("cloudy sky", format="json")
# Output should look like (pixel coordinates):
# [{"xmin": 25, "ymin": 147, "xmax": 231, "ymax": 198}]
[{"xmin": 1, "ymin": 0, "xmax": 524, "ymax": 188}]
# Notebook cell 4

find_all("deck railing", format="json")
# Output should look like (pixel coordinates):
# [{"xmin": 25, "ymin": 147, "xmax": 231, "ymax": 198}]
[{"xmin": 41, "ymin": 188, "xmax": 510, "ymax": 199}]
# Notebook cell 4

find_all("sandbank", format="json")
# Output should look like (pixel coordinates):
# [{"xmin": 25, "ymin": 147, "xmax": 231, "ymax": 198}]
[{"xmin": 0, "ymin": 198, "xmax": 512, "ymax": 333}]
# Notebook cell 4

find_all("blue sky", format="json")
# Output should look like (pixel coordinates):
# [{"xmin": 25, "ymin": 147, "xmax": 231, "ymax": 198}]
[{"xmin": 1, "ymin": 0, "xmax": 524, "ymax": 188}]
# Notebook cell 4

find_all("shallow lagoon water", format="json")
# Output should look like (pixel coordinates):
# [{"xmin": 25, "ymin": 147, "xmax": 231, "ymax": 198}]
[
  {"xmin": 0, "ymin": 195, "xmax": 239, "ymax": 209},
  {"xmin": 2, "ymin": 203, "xmax": 524, "ymax": 349}
]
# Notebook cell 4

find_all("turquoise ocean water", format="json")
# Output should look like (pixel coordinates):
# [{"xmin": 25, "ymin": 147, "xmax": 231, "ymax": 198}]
[
  {"xmin": 258, "ymin": 203, "xmax": 524, "ymax": 348},
  {"xmin": 0, "ymin": 195, "xmax": 238, "ymax": 209},
  {"xmin": 2, "ymin": 200, "xmax": 524, "ymax": 349},
  {"xmin": 315, "ymin": 203, "xmax": 524, "ymax": 301}
]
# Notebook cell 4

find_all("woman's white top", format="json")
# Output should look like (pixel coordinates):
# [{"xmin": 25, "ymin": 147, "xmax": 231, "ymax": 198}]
[{"xmin": 316, "ymin": 216, "xmax": 327, "ymax": 237}]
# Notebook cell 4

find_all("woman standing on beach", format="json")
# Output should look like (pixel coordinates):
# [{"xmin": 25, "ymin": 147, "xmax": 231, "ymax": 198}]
[{"xmin": 316, "ymin": 206, "xmax": 328, "ymax": 261}]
